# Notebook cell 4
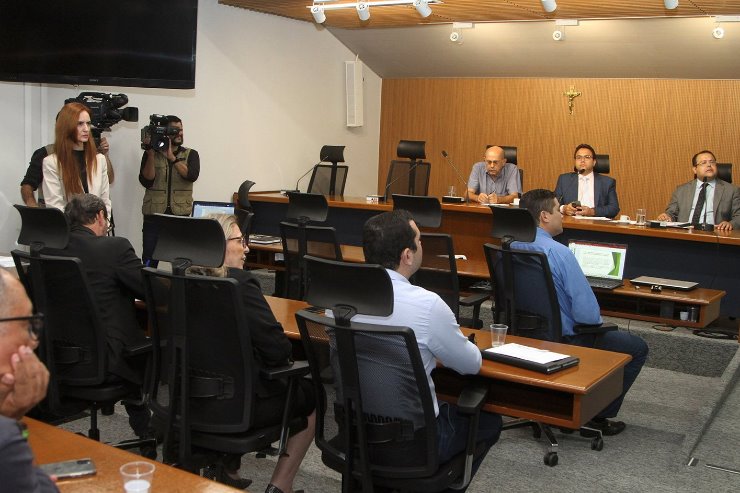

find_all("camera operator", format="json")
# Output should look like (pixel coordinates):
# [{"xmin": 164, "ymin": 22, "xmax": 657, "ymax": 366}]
[{"xmin": 138, "ymin": 115, "xmax": 200, "ymax": 267}]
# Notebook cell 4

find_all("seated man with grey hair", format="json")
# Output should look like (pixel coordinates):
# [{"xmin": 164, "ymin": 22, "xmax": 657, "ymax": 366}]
[{"xmin": 43, "ymin": 194, "xmax": 152, "ymax": 447}]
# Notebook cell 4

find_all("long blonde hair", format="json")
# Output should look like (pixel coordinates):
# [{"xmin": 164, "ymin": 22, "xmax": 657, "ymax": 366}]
[
  {"xmin": 54, "ymin": 102, "xmax": 98, "ymax": 199},
  {"xmin": 186, "ymin": 213, "xmax": 239, "ymax": 278}
]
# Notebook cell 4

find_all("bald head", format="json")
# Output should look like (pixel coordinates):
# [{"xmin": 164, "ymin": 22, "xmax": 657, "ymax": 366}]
[
  {"xmin": 0, "ymin": 269, "xmax": 31, "ymax": 322},
  {"xmin": 484, "ymin": 146, "xmax": 507, "ymax": 178}
]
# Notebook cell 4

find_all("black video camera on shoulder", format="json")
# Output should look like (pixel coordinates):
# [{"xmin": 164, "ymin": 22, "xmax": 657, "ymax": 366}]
[
  {"xmin": 65, "ymin": 92, "xmax": 138, "ymax": 140},
  {"xmin": 141, "ymin": 114, "xmax": 179, "ymax": 151}
]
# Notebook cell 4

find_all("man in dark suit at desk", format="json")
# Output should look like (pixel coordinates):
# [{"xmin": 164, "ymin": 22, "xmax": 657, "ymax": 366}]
[
  {"xmin": 44, "ymin": 194, "xmax": 151, "ymax": 442},
  {"xmin": 354, "ymin": 210, "xmax": 502, "ymax": 487},
  {"xmin": 554, "ymin": 144, "xmax": 620, "ymax": 218},
  {"xmin": 657, "ymin": 150, "xmax": 740, "ymax": 231},
  {"xmin": 514, "ymin": 189, "xmax": 648, "ymax": 436}
]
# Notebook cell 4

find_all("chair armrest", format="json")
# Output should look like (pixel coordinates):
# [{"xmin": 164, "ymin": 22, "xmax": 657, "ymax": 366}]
[
  {"xmin": 260, "ymin": 360, "xmax": 310, "ymax": 380},
  {"xmin": 456, "ymin": 384, "xmax": 488, "ymax": 415},
  {"xmin": 573, "ymin": 322, "xmax": 618, "ymax": 335},
  {"xmin": 459, "ymin": 292, "xmax": 489, "ymax": 308},
  {"xmin": 123, "ymin": 338, "xmax": 153, "ymax": 357}
]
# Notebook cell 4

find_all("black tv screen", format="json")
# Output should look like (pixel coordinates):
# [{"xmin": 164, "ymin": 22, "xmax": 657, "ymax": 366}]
[{"xmin": 0, "ymin": 0, "xmax": 198, "ymax": 89}]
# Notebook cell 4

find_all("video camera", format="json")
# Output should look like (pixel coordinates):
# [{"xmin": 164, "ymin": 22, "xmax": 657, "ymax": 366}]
[
  {"xmin": 140, "ymin": 114, "xmax": 180, "ymax": 152},
  {"xmin": 64, "ymin": 92, "xmax": 138, "ymax": 140}
]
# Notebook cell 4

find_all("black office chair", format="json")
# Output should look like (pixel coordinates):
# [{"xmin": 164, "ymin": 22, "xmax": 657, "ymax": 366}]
[
  {"xmin": 385, "ymin": 140, "xmax": 431, "ymax": 200},
  {"xmin": 594, "ymin": 154, "xmax": 610, "ymax": 174},
  {"xmin": 11, "ymin": 205, "xmax": 154, "ymax": 453},
  {"xmin": 296, "ymin": 256, "xmax": 488, "ymax": 492},
  {"xmin": 485, "ymin": 206, "xmax": 615, "ymax": 466},
  {"xmin": 392, "ymin": 194, "xmax": 488, "ymax": 328},
  {"xmin": 235, "ymin": 209, "xmax": 255, "ymax": 240},
  {"xmin": 306, "ymin": 145, "xmax": 347, "ymax": 196},
  {"xmin": 279, "ymin": 222, "xmax": 342, "ymax": 300},
  {"xmin": 141, "ymin": 213, "xmax": 310, "ymax": 473},
  {"xmin": 717, "ymin": 162, "xmax": 733, "ymax": 184},
  {"xmin": 237, "ymin": 180, "xmax": 256, "ymax": 210}
]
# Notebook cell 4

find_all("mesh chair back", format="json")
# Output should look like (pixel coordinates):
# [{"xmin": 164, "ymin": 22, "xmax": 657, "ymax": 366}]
[
  {"xmin": 412, "ymin": 233, "xmax": 460, "ymax": 319},
  {"xmin": 142, "ymin": 269, "xmax": 255, "ymax": 435},
  {"xmin": 483, "ymin": 244, "xmax": 562, "ymax": 342},
  {"xmin": 280, "ymin": 222, "xmax": 342, "ymax": 300},
  {"xmin": 385, "ymin": 161, "xmax": 431, "ymax": 200},
  {"xmin": 296, "ymin": 311, "xmax": 438, "ymax": 480},
  {"xmin": 308, "ymin": 164, "xmax": 349, "ymax": 196}
]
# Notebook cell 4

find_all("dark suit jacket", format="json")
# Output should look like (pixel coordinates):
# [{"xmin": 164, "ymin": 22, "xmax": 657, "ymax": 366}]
[
  {"xmin": 45, "ymin": 226, "xmax": 147, "ymax": 384},
  {"xmin": 0, "ymin": 417, "xmax": 58, "ymax": 493},
  {"xmin": 554, "ymin": 172, "xmax": 620, "ymax": 218},
  {"xmin": 664, "ymin": 179, "xmax": 740, "ymax": 229}
]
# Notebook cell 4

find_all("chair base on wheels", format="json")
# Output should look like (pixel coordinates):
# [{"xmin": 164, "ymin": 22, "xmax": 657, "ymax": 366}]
[{"xmin": 503, "ymin": 418, "xmax": 604, "ymax": 467}]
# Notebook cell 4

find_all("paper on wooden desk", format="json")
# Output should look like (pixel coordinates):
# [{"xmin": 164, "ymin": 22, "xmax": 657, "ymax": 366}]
[{"xmin": 485, "ymin": 343, "xmax": 572, "ymax": 364}]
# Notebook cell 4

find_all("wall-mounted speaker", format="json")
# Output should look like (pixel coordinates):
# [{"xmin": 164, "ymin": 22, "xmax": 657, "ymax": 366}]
[{"xmin": 345, "ymin": 60, "xmax": 364, "ymax": 127}]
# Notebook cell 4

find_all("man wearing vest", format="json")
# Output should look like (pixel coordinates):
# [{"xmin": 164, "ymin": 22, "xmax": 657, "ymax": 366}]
[{"xmin": 138, "ymin": 115, "xmax": 200, "ymax": 267}]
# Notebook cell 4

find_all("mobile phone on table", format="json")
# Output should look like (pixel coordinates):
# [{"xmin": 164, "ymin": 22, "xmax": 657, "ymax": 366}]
[
  {"xmin": 570, "ymin": 201, "xmax": 581, "ymax": 208},
  {"xmin": 39, "ymin": 458, "xmax": 96, "ymax": 479}
]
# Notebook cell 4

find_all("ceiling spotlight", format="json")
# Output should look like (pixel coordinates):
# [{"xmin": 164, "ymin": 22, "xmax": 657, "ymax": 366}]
[
  {"xmin": 414, "ymin": 0, "xmax": 432, "ymax": 18},
  {"xmin": 310, "ymin": 5, "xmax": 326, "ymax": 23},
  {"xmin": 552, "ymin": 29, "xmax": 564, "ymax": 41},
  {"xmin": 664, "ymin": 0, "xmax": 679, "ymax": 9},
  {"xmin": 357, "ymin": 2, "xmax": 370, "ymax": 21},
  {"xmin": 712, "ymin": 26, "xmax": 725, "ymax": 39},
  {"xmin": 541, "ymin": 0, "xmax": 557, "ymax": 13}
]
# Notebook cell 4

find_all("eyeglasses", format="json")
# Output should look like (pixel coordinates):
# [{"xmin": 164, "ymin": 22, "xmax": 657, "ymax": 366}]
[
  {"xmin": 485, "ymin": 159, "xmax": 505, "ymax": 165},
  {"xmin": 228, "ymin": 236, "xmax": 248, "ymax": 247},
  {"xmin": 575, "ymin": 155, "xmax": 593, "ymax": 161},
  {"xmin": 696, "ymin": 160, "xmax": 717, "ymax": 166},
  {"xmin": 0, "ymin": 313, "xmax": 44, "ymax": 340}
]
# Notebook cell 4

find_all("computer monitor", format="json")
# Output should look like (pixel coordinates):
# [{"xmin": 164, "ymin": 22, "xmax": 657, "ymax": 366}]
[
  {"xmin": 568, "ymin": 240, "xmax": 627, "ymax": 281},
  {"xmin": 191, "ymin": 201, "xmax": 235, "ymax": 218}
]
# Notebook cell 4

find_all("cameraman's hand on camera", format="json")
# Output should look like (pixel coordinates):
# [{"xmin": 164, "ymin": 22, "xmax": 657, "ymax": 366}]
[
  {"xmin": 165, "ymin": 140, "xmax": 177, "ymax": 163},
  {"xmin": 97, "ymin": 137, "xmax": 110, "ymax": 156}
]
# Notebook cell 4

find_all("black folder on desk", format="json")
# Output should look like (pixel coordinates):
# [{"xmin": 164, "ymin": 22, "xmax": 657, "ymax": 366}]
[{"xmin": 481, "ymin": 350, "xmax": 580, "ymax": 374}]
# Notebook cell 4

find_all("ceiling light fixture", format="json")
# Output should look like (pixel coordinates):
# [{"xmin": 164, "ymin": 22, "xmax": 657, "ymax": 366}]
[
  {"xmin": 540, "ymin": 0, "xmax": 557, "ymax": 13},
  {"xmin": 306, "ymin": 0, "xmax": 442, "ymax": 24},
  {"xmin": 310, "ymin": 5, "xmax": 326, "ymax": 23},
  {"xmin": 664, "ymin": 0, "xmax": 679, "ymax": 9},
  {"xmin": 414, "ymin": 0, "xmax": 432, "ymax": 18},
  {"xmin": 356, "ymin": 2, "xmax": 370, "ymax": 20}
]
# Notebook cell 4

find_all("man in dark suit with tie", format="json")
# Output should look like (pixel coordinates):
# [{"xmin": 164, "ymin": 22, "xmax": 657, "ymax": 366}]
[
  {"xmin": 44, "ymin": 194, "xmax": 151, "ymax": 441},
  {"xmin": 554, "ymin": 144, "xmax": 620, "ymax": 218},
  {"xmin": 657, "ymin": 150, "xmax": 740, "ymax": 231}
]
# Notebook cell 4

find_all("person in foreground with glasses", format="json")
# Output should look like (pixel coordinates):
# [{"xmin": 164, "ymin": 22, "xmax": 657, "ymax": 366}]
[
  {"xmin": 43, "ymin": 193, "xmax": 153, "ymax": 448},
  {"xmin": 554, "ymin": 143, "xmax": 620, "ymax": 218},
  {"xmin": 467, "ymin": 145, "xmax": 521, "ymax": 204},
  {"xmin": 657, "ymin": 150, "xmax": 740, "ymax": 231},
  {"xmin": 0, "ymin": 268, "xmax": 59, "ymax": 492},
  {"xmin": 187, "ymin": 213, "xmax": 315, "ymax": 493}
]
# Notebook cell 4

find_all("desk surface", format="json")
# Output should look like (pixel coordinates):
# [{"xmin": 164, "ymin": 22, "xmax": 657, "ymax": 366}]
[
  {"xmin": 265, "ymin": 295, "xmax": 631, "ymax": 428},
  {"xmin": 25, "ymin": 418, "xmax": 241, "ymax": 492}
]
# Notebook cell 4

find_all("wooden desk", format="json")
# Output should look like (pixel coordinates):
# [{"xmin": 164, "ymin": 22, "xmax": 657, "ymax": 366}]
[
  {"xmin": 247, "ymin": 193, "xmax": 740, "ymax": 317},
  {"xmin": 25, "ymin": 418, "xmax": 241, "ymax": 492},
  {"xmin": 265, "ymin": 296, "xmax": 630, "ymax": 430}
]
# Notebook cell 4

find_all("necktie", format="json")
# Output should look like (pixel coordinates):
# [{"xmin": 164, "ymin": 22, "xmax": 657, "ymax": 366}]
[{"xmin": 691, "ymin": 183, "xmax": 708, "ymax": 224}]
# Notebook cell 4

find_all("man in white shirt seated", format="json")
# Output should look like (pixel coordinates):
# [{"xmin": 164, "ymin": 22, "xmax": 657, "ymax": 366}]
[
  {"xmin": 657, "ymin": 150, "xmax": 740, "ymax": 231},
  {"xmin": 353, "ymin": 210, "xmax": 502, "ymax": 488},
  {"xmin": 554, "ymin": 143, "xmax": 620, "ymax": 218}
]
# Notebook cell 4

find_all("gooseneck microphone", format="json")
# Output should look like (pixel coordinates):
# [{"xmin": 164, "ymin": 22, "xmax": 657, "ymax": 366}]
[
  {"xmin": 441, "ymin": 150, "xmax": 469, "ymax": 203},
  {"xmin": 293, "ymin": 155, "xmax": 329, "ymax": 192}
]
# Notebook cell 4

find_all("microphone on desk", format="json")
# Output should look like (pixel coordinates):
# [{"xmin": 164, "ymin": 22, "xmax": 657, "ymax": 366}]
[
  {"xmin": 291, "ymin": 155, "xmax": 329, "ymax": 193},
  {"xmin": 441, "ymin": 150, "xmax": 469, "ymax": 203}
]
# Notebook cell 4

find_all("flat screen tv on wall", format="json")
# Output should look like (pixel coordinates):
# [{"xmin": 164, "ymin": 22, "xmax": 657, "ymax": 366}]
[{"xmin": 0, "ymin": 0, "xmax": 198, "ymax": 89}]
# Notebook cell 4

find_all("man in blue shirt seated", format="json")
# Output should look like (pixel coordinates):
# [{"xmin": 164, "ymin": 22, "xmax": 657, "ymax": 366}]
[
  {"xmin": 354, "ymin": 210, "xmax": 502, "ymax": 488},
  {"xmin": 512, "ymin": 189, "xmax": 648, "ymax": 436},
  {"xmin": 467, "ymin": 145, "xmax": 521, "ymax": 204}
]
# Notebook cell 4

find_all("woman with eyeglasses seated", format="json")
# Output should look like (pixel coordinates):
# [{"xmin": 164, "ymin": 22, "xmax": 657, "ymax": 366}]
[
  {"xmin": 188, "ymin": 214, "xmax": 315, "ymax": 493},
  {"xmin": 42, "ymin": 102, "xmax": 111, "ymax": 218}
]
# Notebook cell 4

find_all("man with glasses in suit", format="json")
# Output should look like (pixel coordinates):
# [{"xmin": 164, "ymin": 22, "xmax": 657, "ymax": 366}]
[
  {"xmin": 657, "ymin": 150, "xmax": 740, "ymax": 231},
  {"xmin": 555, "ymin": 144, "xmax": 620, "ymax": 218}
]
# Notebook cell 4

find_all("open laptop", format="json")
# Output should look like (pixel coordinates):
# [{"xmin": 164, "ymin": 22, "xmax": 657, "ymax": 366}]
[
  {"xmin": 568, "ymin": 240, "xmax": 628, "ymax": 290},
  {"xmin": 191, "ymin": 200, "xmax": 235, "ymax": 218}
]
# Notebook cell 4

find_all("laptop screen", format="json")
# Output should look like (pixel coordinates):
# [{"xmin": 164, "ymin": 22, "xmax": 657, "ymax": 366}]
[
  {"xmin": 568, "ymin": 241, "xmax": 628, "ymax": 280},
  {"xmin": 191, "ymin": 201, "xmax": 235, "ymax": 218}
]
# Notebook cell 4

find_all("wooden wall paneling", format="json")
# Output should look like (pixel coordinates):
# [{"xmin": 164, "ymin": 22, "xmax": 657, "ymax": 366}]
[{"xmin": 379, "ymin": 78, "xmax": 740, "ymax": 221}]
